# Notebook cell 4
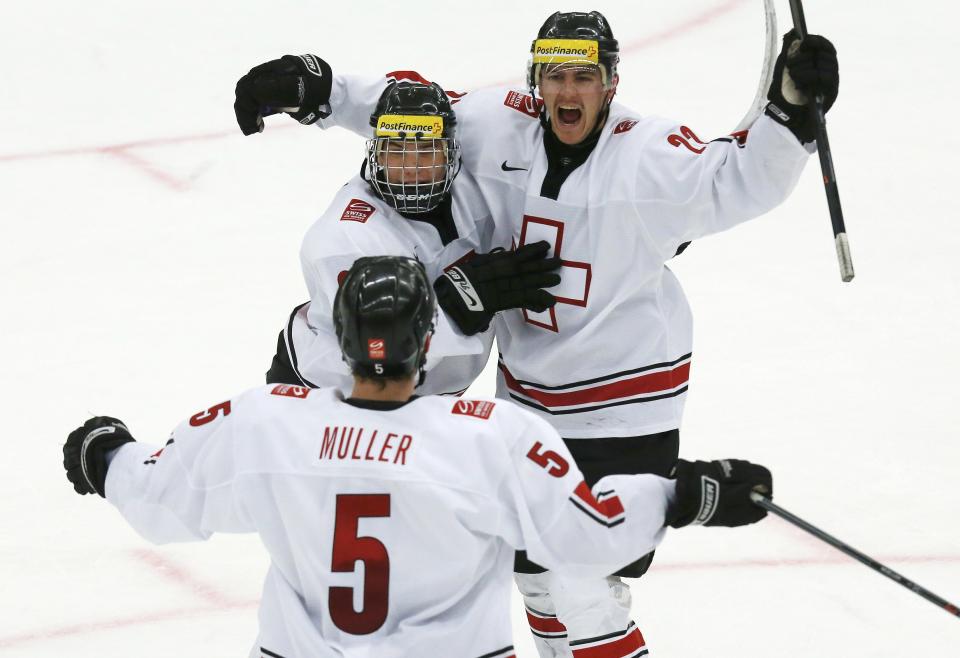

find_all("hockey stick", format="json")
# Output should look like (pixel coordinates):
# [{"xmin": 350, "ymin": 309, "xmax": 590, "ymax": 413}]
[
  {"xmin": 735, "ymin": 0, "xmax": 779, "ymax": 132},
  {"xmin": 751, "ymin": 493, "xmax": 960, "ymax": 618},
  {"xmin": 788, "ymin": 0, "xmax": 855, "ymax": 282}
]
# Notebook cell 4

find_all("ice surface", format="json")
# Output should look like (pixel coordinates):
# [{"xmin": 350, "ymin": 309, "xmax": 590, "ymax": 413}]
[{"xmin": 2, "ymin": 0, "xmax": 958, "ymax": 656}]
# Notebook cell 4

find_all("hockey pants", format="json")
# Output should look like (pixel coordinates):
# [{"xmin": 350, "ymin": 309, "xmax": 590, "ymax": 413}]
[{"xmin": 516, "ymin": 431, "xmax": 678, "ymax": 658}]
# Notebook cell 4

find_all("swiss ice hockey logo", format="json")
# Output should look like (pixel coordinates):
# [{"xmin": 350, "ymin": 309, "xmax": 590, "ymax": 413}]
[
  {"xmin": 613, "ymin": 119, "xmax": 638, "ymax": 134},
  {"xmin": 271, "ymin": 384, "xmax": 310, "ymax": 399},
  {"xmin": 503, "ymin": 91, "xmax": 542, "ymax": 119},
  {"xmin": 368, "ymin": 339, "xmax": 386, "ymax": 359},
  {"xmin": 452, "ymin": 399, "xmax": 495, "ymax": 419},
  {"xmin": 340, "ymin": 199, "xmax": 376, "ymax": 223}
]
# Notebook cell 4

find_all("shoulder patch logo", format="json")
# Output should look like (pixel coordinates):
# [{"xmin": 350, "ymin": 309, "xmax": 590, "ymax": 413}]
[
  {"xmin": 503, "ymin": 90, "xmax": 542, "ymax": 119},
  {"xmin": 452, "ymin": 399, "xmax": 496, "ymax": 420},
  {"xmin": 340, "ymin": 199, "xmax": 376, "ymax": 223},
  {"xmin": 271, "ymin": 384, "xmax": 311, "ymax": 399},
  {"xmin": 613, "ymin": 119, "xmax": 639, "ymax": 134}
]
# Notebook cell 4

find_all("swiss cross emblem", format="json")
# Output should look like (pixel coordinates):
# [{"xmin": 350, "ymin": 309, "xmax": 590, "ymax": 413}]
[{"xmin": 518, "ymin": 215, "xmax": 592, "ymax": 333}]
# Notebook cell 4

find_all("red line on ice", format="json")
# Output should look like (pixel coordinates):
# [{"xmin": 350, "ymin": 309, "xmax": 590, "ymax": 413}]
[
  {"xmin": 127, "ymin": 548, "xmax": 240, "ymax": 608},
  {"xmin": 0, "ymin": 0, "xmax": 749, "ymax": 169},
  {"xmin": 1, "ymin": 551, "xmax": 957, "ymax": 649}
]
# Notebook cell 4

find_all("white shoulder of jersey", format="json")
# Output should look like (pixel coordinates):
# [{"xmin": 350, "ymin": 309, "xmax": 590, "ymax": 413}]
[
  {"xmin": 453, "ymin": 86, "xmax": 544, "ymax": 132},
  {"xmin": 300, "ymin": 177, "xmax": 408, "ymax": 265}
]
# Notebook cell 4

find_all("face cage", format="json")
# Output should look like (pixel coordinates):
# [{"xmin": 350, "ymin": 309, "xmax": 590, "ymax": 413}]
[{"xmin": 366, "ymin": 137, "xmax": 461, "ymax": 214}]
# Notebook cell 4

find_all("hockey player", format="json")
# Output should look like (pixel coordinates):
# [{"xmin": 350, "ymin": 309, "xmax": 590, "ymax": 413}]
[
  {"xmin": 232, "ymin": 11, "xmax": 839, "ymax": 657},
  {"xmin": 63, "ymin": 256, "xmax": 774, "ymax": 658},
  {"xmin": 257, "ymin": 75, "xmax": 561, "ymax": 395}
]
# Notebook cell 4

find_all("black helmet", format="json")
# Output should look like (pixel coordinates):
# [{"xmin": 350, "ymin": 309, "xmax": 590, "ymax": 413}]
[
  {"xmin": 333, "ymin": 256, "xmax": 436, "ymax": 380},
  {"xmin": 527, "ymin": 11, "xmax": 620, "ymax": 92},
  {"xmin": 366, "ymin": 81, "xmax": 461, "ymax": 214}
]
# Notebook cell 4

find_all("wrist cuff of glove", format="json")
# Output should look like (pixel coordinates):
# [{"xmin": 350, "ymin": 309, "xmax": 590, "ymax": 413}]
[
  {"xmin": 434, "ymin": 272, "xmax": 492, "ymax": 336},
  {"xmin": 281, "ymin": 54, "xmax": 333, "ymax": 125},
  {"xmin": 82, "ymin": 430, "xmax": 136, "ymax": 497},
  {"xmin": 765, "ymin": 102, "xmax": 815, "ymax": 144},
  {"xmin": 665, "ymin": 459, "xmax": 719, "ymax": 528}
]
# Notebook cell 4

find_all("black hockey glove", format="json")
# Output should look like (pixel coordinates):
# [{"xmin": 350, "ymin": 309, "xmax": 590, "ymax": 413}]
[
  {"xmin": 63, "ymin": 416, "xmax": 136, "ymax": 497},
  {"xmin": 667, "ymin": 459, "xmax": 772, "ymax": 528},
  {"xmin": 434, "ymin": 241, "xmax": 562, "ymax": 336},
  {"xmin": 234, "ymin": 54, "xmax": 333, "ymax": 135},
  {"xmin": 765, "ymin": 30, "xmax": 839, "ymax": 144}
]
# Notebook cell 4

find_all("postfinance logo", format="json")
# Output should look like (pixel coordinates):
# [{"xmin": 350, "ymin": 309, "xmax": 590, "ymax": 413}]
[
  {"xmin": 532, "ymin": 39, "xmax": 599, "ymax": 64},
  {"xmin": 376, "ymin": 115, "xmax": 444, "ymax": 138}
]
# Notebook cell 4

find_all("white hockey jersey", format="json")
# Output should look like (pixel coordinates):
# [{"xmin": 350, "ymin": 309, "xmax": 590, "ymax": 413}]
[
  {"xmin": 286, "ymin": 172, "xmax": 507, "ymax": 396},
  {"xmin": 105, "ymin": 385, "xmax": 675, "ymax": 658},
  {"xmin": 317, "ymin": 73, "xmax": 812, "ymax": 438}
]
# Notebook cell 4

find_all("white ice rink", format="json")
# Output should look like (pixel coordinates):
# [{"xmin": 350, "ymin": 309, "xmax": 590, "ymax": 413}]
[{"xmin": 2, "ymin": 0, "xmax": 959, "ymax": 655}]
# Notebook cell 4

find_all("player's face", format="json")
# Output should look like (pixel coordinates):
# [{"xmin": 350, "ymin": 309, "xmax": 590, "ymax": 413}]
[
  {"xmin": 539, "ymin": 65, "xmax": 615, "ymax": 145},
  {"xmin": 378, "ymin": 139, "xmax": 449, "ymax": 186}
]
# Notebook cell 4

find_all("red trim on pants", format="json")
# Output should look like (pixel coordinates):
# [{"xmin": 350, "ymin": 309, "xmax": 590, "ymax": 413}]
[{"xmin": 572, "ymin": 627, "xmax": 646, "ymax": 658}]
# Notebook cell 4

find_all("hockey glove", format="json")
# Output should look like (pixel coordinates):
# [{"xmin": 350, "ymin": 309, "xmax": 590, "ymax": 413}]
[
  {"xmin": 434, "ymin": 241, "xmax": 562, "ymax": 336},
  {"xmin": 234, "ymin": 54, "xmax": 333, "ymax": 135},
  {"xmin": 667, "ymin": 459, "xmax": 772, "ymax": 528},
  {"xmin": 765, "ymin": 30, "xmax": 839, "ymax": 144},
  {"xmin": 63, "ymin": 416, "xmax": 136, "ymax": 497}
]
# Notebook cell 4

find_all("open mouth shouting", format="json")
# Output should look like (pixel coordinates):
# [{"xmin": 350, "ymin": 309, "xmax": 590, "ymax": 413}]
[{"xmin": 556, "ymin": 105, "xmax": 583, "ymax": 126}]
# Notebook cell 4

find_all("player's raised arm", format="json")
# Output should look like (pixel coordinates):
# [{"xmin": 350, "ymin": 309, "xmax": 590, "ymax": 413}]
[
  {"xmin": 634, "ymin": 31, "xmax": 839, "ymax": 259},
  {"xmin": 499, "ymin": 411, "xmax": 773, "ymax": 577},
  {"xmin": 234, "ymin": 55, "xmax": 457, "ymax": 139},
  {"xmin": 62, "ymin": 395, "xmax": 255, "ymax": 545}
]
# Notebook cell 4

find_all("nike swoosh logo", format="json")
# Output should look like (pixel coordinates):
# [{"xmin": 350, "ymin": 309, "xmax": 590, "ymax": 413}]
[{"xmin": 501, "ymin": 161, "xmax": 528, "ymax": 172}]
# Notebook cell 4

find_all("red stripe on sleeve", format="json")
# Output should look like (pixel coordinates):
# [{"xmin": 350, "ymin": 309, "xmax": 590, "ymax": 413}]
[{"xmin": 573, "ymin": 482, "xmax": 624, "ymax": 521}]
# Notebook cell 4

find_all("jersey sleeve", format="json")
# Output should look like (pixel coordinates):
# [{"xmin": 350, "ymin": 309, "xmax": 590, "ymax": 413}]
[
  {"xmin": 316, "ymin": 71, "xmax": 467, "ymax": 138},
  {"xmin": 104, "ymin": 392, "xmax": 257, "ymax": 545},
  {"xmin": 634, "ymin": 114, "xmax": 812, "ymax": 259},
  {"xmin": 497, "ymin": 411, "xmax": 676, "ymax": 577}
]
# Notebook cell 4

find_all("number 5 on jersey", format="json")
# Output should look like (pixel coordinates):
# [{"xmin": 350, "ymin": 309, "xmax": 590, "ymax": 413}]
[
  {"xmin": 527, "ymin": 441, "xmax": 570, "ymax": 477},
  {"xmin": 330, "ymin": 494, "xmax": 391, "ymax": 634}
]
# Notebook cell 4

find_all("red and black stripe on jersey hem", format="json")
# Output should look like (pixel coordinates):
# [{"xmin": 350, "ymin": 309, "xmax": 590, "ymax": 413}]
[
  {"xmin": 568, "ymin": 481, "xmax": 626, "ymax": 528},
  {"xmin": 498, "ymin": 353, "xmax": 691, "ymax": 415},
  {"xmin": 570, "ymin": 622, "xmax": 648, "ymax": 658},
  {"xmin": 265, "ymin": 643, "xmax": 513, "ymax": 657}
]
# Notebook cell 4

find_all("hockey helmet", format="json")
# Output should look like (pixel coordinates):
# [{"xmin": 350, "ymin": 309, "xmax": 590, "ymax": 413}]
[
  {"xmin": 527, "ymin": 11, "xmax": 620, "ymax": 92},
  {"xmin": 366, "ymin": 81, "xmax": 461, "ymax": 214},
  {"xmin": 333, "ymin": 256, "xmax": 436, "ymax": 380}
]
